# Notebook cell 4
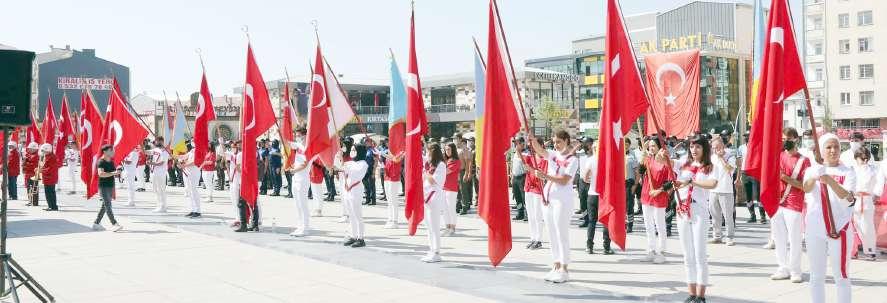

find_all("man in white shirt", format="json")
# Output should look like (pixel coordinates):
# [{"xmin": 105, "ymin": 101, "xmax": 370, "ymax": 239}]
[
  {"xmin": 840, "ymin": 132, "xmax": 865, "ymax": 166},
  {"xmin": 64, "ymin": 142, "xmax": 79, "ymax": 195},
  {"xmin": 709, "ymin": 136, "xmax": 737, "ymax": 246},
  {"xmin": 180, "ymin": 144, "xmax": 202, "ymax": 218},
  {"xmin": 122, "ymin": 147, "xmax": 141, "ymax": 206},
  {"xmin": 148, "ymin": 138, "xmax": 170, "ymax": 212}
]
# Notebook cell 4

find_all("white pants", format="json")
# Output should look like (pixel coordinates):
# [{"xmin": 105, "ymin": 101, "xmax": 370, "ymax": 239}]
[
  {"xmin": 424, "ymin": 191, "xmax": 443, "ymax": 253},
  {"xmin": 124, "ymin": 168, "xmax": 137, "ymax": 203},
  {"xmin": 384, "ymin": 181, "xmax": 401, "ymax": 223},
  {"xmin": 443, "ymin": 190, "xmax": 458, "ymax": 226},
  {"xmin": 292, "ymin": 179, "xmax": 310, "ymax": 230},
  {"xmin": 526, "ymin": 192, "xmax": 544, "ymax": 242},
  {"xmin": 543, "ymin": 194, "xmax": 573, "ymax": 265},
  {"xmin": 678, "ymin": 203, "xmax": 709, "ymax": 285},
  {"xmin": 807, "ymin": 233, "xmax": 852, "ymax": 303},
  {"xmin": 771, "ymin": 207, "xmax": 803, "ymax": 276},
  {"xmin": 137, "ymin": 165, "xmax": 146, "ymax": 189},
  {"xmin": 642, "ymin": 204, "xmax": 667, "ymax": 254},
  {"xmin": 339, "ymin": 174, "xmax": 349, "ymax": 217},
  {"xmin": 853, "ymin": 195, "xmax": 876, "ymax": 255},
  {"xmin": 152, "ymin": 173, "xmax": 167, "ymax": 210},
  {"xmin": 201, "ymin": 171, "xmax": 215, "ymax": 202},
  {"xmin": 229, "ymin": 177, "xmax": 241, "ymax": 219},
  {"xmin": 311, "ymin": 182, "xmax": 325, "ymax": 214},
  {"xmin": 67, "ymin": 164, "xmax": 77, "ymax": 192},
  {"xmin": 185, "ymin": 172, "xmax": 201, "ymax": 213},
  {"xmin": 345, "ymin": 186, "xmax": 365, "ymax": 239},
  {"xmin": 708, "ymin": 192, "xmax": 735, "ymax": 240}
]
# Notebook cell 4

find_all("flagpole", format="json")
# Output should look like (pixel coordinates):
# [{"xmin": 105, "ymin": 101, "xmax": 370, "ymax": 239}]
[
  {"xmin": 491, "ymin": 0, "xmax": 530, "ymax": 133},
  {"xmin": 197, "ymin": 49, "xmax": 224, "ymax": 140},
  {"xmin": 111, "ymin": 79, "xmax": 158, "ymax": 140},
  {"xmin": 802, "ymin": 87, "xmax": 823, "ymax": 164},
  {"xmin": 471, "ymin": 37, "xmax": 486, "ymax": 69}
]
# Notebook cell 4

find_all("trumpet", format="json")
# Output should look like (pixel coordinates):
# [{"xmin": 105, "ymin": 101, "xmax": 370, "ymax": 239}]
[{"xmin": 30, "ymin": 154, "xmax": 45, "ymax": 182}]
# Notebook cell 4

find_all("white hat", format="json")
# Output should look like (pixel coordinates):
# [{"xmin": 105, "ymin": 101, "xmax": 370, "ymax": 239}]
[
  {"xmin": 40, "ymin": 143, "xmax": 53, "ymax": 152},
  {"xmin": 27, "ymin": 142, "xmax": 38, "ymax": 150},
  {"xmin": 818, "ymin": 132, "xmax": 840, "ymax": 157},
  {"xmin": 7, "ymin": 141, "xmax": 16, "ymax": 147}
]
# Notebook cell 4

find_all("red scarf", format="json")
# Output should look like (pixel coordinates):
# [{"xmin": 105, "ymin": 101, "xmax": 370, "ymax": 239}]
[{"xmin": 678, "ymin": 165, "xmax": 700, "ymax": 218}]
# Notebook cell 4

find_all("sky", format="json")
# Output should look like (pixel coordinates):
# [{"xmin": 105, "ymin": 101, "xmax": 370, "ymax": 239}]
[{"xmin": 2, "ymin": 0, "xmax": 795, "ymax": 97}]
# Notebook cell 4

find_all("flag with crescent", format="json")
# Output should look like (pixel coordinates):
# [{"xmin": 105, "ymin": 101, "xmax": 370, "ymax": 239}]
[
  {"xmin": 194, "ymin": 73, "xmax": 216, "ymax": 164},
  {"xmin": 404, "ymin": 6, "xmax": 429, "ymax": 237},
  {"xmin": 80, "ymin": 89, "xmax": 103, "ymax": 199},
  {"xmin": 643, "ymin": 49, "xmax": 701, "ymax": 138},
  {"xmin": 58, "ymin": 94, "xmax": 76, "ymax": 167},
  {"xmin": 99, "ymin": 78, "xmax": 149, "ymax": 166},
  {"xmin": 239, "ymin": 44, "xmax": 276, "ymax": 208}
]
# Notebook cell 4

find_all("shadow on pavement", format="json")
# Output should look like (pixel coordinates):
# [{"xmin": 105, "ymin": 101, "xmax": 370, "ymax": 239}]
[{"xmin": 7, "ymin": 219, "xmax": 93, "ymax": 238}]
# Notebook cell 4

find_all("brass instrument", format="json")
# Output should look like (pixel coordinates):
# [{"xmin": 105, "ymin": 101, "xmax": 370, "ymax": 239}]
[{"xmin": 27, "ymin": 154, "xmax": 44, "ymax": 206}]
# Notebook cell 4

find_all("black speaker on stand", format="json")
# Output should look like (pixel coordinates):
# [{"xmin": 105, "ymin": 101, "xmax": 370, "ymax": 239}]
[{"xmin": 0, "ymin": 49, "xmax": 55, "ymax": 302}]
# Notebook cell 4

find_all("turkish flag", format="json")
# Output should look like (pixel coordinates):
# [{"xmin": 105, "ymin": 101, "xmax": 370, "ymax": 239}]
[
  {"xmin": 239, "ymin": 44, "xmax": 276, "ymax": 207},
  {"xmin": 744, "ymin": 0, "xmax": 807, "ymax": 217},
  {"xmin": 58, "ymin": 94, "xmax": 76, "ymax": 166},
  {"xmin": 404, "ymin": 8, "xmax": 429, "ymax": 237},
  {"xmin": 643, "ymin": 50, "xmax": 701, "ymax": 138},
  {"xmin": 596, "ymin": 0, "xmax": 651, "ymax": 251},
  {"xmin": 26, "ymin": 112, "xmax": 41, "ymax": 146},
  {"xmin": 42, "ymin": 95, "xmax": 59, "ymax": 146},
  {"xmin": 100, "ymin": 78, "xmax": 149, "ymax": 166},
  {"xmin": 194, "ymin": 73, "xmax": 217, "ymax": 167},
  {"xmin": 80, "ymin": 90, "xmax": 104, "ymax": 199},
  {"xmin": 304, "ymin": 45, "xmax": 335, "ymax": 167},
  {"xmin": 281, "ymin": 102, "xmax": 297, "ymax": 170}
]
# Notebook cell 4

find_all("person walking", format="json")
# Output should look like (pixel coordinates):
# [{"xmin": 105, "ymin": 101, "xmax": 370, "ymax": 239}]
[{"xmin": 93, "ymin": 144, "xmax": 123, "ymax": 232}]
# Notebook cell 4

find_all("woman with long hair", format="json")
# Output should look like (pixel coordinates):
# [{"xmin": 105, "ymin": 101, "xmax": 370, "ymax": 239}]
[
  {"xmin": 528, "ymin": 130, "xmax": 579, "ymax": 284},
  {"xmin": 340, "ymin": 143, "xmax": 368, "ymax": 248},
  {"xmin": 673, "ymin": 133, "xmax": 720, "ymax": 303},
  {"xmin": 523, "ymin": 137, "xmax": 547, "ymax": 250},
  {"xmin": 639, "ymin": 136, "xmax": 674, "ymax": 264},
  {"xmin": 422, "ymin": 143, "xmax": 447, "ymax": 262},
  {"xmin": 442, "ymin": 143, "xmax": 461, "ymax": 236}
]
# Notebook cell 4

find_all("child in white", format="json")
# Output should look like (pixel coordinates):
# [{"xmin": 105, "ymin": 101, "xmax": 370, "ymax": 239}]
[
  {"xmin": 852, "ymin": 149, "xmax": 878, "ymax": 261},
  {"xmin": 227, "ymin": 143, "xmax": 243, "ymax": 227},
  {"xmin": 383, "ymin": 151, "xmax": 404, "ymax": 228},
  {"xmin": 422, "ymin": 143, "xmax": 447, "ymax": 262},
  {"xmin": 123, "ymin": 149, "xmax": 140, "ymax": 206},
  {"xmin": 803, "ymin": 133, "xmax": 855, "ymax": 303},
  {"xmin": 340, "ymin": 145, "xmax": 368, "ymax": 248},
  {"xmin": 149, "ymin": 142, "xmax": 170, "ymax": 212},
  {"xmin": 529, "ymin": 130, "xmax": 578, "ymax": 284},
  {"xmin": 673, "ymin": 135, "xmax": 720, "ymax": 303},
  {"xmin": 180, "ymin": 147, "xmax": 202, "ymax": 217},
  {"xmin": 65, "ymin": 144, "xmax": 78, "ymax": 194},
  {"xmin": 288, "ymin": 142, "xmax": 311, "ymax": 237}
]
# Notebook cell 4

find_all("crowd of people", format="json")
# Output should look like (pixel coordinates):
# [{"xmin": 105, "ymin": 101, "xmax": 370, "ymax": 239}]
[{"xmin": 2, "ymin": 126, "xmax": 885, "ymax": 303}]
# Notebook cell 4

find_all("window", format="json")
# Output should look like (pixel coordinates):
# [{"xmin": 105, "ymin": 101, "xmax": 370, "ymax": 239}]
[
  {"xmin": 839, "ymin": 13, "xmax": 850, "ymax": 28},
  {"xmin": 809, "ymin": 40, "xmax": 823, "ymax": 55},
  {"xmin": 860, "ymin": 91, "xmax": 874, "ymax": 106},
  {"xmin": 839, "ymin": 39, "xmax": 850, "ymax": 54},
  {"xmin": 859, "ymin": 37, "xmax": 872, "ymax": 52},
  {"xmin": 840, "ymin": 66, "xmax": 852, "ymax": 80},
  {"xmin": 841, "ymin": 92, "xmax": 851, "ymax": 105},
  {"xmin": 859, "ymin": 64, "xmax": 874, "ymax": 79},
  {"xmin": 812, "ymin": 90, "xmax": 825, "ymax": 107},
  {"xmin": 813, "ymin": 67, "xmax": 824, "ymax": 81},
  {"xmin": 858, "ymin": 10, "xmax": 873, "ymax": 26},
  {"xmin": 810, "ymin": 15, "xmax": 824, "ymax": 30}
]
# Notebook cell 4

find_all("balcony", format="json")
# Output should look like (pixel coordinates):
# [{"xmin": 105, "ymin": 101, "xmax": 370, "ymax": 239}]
[
  {"xmin": 354, "ymin": 106, "xmax": 389, "ymax": 115},
  {"xmin": 427, "ymin": 104, "xmax": 475, "ymax": 113}
]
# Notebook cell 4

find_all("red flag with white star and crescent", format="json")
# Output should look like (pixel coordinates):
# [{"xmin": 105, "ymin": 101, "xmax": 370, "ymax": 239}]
[{"xmin": 194, "ymin": 72, "xmax": 217, "ymax": 166}]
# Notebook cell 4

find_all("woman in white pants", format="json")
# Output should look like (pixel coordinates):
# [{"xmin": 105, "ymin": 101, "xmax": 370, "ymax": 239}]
[
  {"xmin": 339, "ymin": 144, "xmax": 368, "ymax": 248},
  {"xmin": 227, "ymin": 143, "xmax": 242, "ymax": 227},
  {"xmin": 852, "ymin": 148, "xmax": 878, "ymax": 261},
  {"xmin": 802, "ymin": 133, "xmax": 855, "ymax": 303},
  {"xmin": 441, "ymin": 143, "xmax": 461, "ymax": 236},
  {"xmin": 180, "ymin": 145, "xmax": 202, "ymax": 218},
  {"xmin": 383, "ymin": 152, "xmax": 403, "ymax": 228},
  {"xmin": 639, "ymin": 136, "xmax": 673, "ymax": 264},
  {"xmin": 200, "ymin": 147, "xmax": 217, "ymax": 203},
  {"xmin": 309, "ymin": 162, "xmax": 326, "ymax": 217},
  {"xmin": 421, "ymin": 143, "xmax": 447, "ymax": 262},
  {"xmin": 770, "ymin": 127, "xmax": 810, "ymax": 283},
  {"xmin": 673, "ymin": 134, "xmax": 720, "ymax": 303},
  {"xmin": 149, "ymin": 140, "xmax": 170, "ymax": 213},
  {"xmin": 288, "ymin": 141, "xmax": 311, "ymax": 237},
  {"xmin": 528, "ymin": 130, "xmax": 578, "ymax": 284},
  {"xmin": 523, "ymin": 137, "xmax": 547, "ymax": 250}
]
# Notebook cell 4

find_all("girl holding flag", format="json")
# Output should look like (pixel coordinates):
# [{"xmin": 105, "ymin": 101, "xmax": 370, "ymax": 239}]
[
  {"xmin": 421, "ymin": 143, "xmax": 446, "ymax": 263},
  {"xmin": 337, "ymin": 143, "xmax": 368, "ymax": 248}
]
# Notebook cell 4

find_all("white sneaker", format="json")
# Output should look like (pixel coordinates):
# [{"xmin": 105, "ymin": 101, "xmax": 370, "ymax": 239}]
[
  {"xmin": 91, "ymin": 224, "xmax": 105, "ymax": 231},
  {"xmin": 790, "ymin": 274, "xmax": 803, "ymax": 283},
  {"xmin": 543, "ymin": 269, "xmax": 557, "ymax": 281},
  {"xmin": 653, "ymin": 253, "xmax": 666, "ymax": 264},
  {"xmin": 641, "ymin": 251, "xmax": 656, "ymax": 262},
  {"xmin": 289, "ymin": 228, "xmax": 307, "ymax": 237},
  {"xmin": 110, "ymin": 224, "xmax": 123, "ymax": 232},
  {"xmin": 421, "ymin": 253, "xmax": 442, "ymax": 263},
  {"xmin": 770, "ymin": 271, "xmax": 790, "ymax": 280},
  {"xmin": 337, "ymin": 216, "xmax": 348, "ymax": 223},
  {"xmin": 708, "ymin": 237, "xmax": 722, "ymax": 244},
  {"xmin": 762, "ymin": 240, "xmax": 775, "ymax": 249},
  {"xmin": 550, "ymin": 270, "xmax": 569, "ymax": 283},
  {"xmin": 384, "ymin": 221, "xmax": 398, "ymax": 229},
  {"xmin": 725, "ymin": 238, "xmax": 736, "ymax": 246},
  {"xmin": 152, "ymin": 208, "xmax": 167, "ymax": 213}
]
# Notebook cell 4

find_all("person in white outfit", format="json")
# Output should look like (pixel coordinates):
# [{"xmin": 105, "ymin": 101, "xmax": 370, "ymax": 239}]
[
  {"xmin": 64, "ymin": 143, "xmax": 78, "ymax": 194},
  {"xmin": 288, "ymin": 139, "xmax": 311, "ymax": 237},
  {"xmin": 200, "ymin": 145, "xmax": 217, "ymax": 203},
  {"xmin": 528, "ymin": 130, "xmax": 579, "ymax": 284},
  {"xmin": 441, "ymin": 143, "xmax": 461, "ymax": 236},
  {"xmin": 121, "ymin": 148, "xmax": 140, "ymax": 206},
  {"xmin": 136, "ymin": 141, "xmax": 147, "ymax": 192},
  {"xmin": 148, "ymin": 139, "xmax": 170, "ymax": 213},
  {"xmin": 839, "ymin": 132, "xmax": 866, "ymax": 167},
  {"xmin": 421, "ymin": 143, "xmax": 447, "ymax": 262},
  {"xmin": 382, "ymin": 150, "xmax": 404, "ymax": 228},
  {"xmin": 179, "ymin": 144, "xmax": 202, "ymax": 218},
  {"xmin": 852, "ymin": 148, "xmax": 878, "ymax": 261},
  {"xmin": 770, "ymin": 127, "xmax": 810, "ymax": 283},
  {"xmin": 803, "ymin": 133, "xmax": 855, "ymax": 303},
  {"xmin": 522, "ymin": 137, "xmax": 547, "ymax": 250},
  {"xmin": 673, "ymin": 133, "xmax": 720, "ymax": 303},
  {"xmin": 339, "ymin": 143, "xmax": 368, "ymax": 248},
  {"xmin": 227, "ymin": 142, "xmax": 243, "ymax": 228},
  {"xmin": 708, "ymin": 136, "xmax": 736, "ymax": 246}
]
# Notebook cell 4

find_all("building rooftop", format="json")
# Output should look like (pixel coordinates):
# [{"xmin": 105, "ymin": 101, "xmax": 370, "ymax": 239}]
[
  {"xmin": 35, "ymin": 46, "xmax": 119, "ymax": 67},
  {"xmin": 423, "ymin": 67, "xmax": 576, "ymax": 88},
  {"xmin": 0, "ymin": 43, "xmax": 18, "ymax": 50}
]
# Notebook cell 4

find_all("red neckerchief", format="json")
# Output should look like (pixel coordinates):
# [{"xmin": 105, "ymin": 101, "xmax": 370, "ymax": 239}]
[
  {"xmin": 820, "ymin": 174, "xmax": 847, "ymax": 239},
  {"xmin": 542, "ymin": 154, "xmax": 574, "ymax": 205},
  {"xmin": 678, "ymin": 164, "xmax": 700, "ymax": 218},
  {"xmin": 424, "ymin": 162, "xmax": 438, "ymax": 204}
]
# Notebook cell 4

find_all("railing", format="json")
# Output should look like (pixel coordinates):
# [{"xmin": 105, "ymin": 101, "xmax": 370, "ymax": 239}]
[
  {"xmin": 354, "ymin": 104, "xmax": 475, "ymax": 115},
  {"xmin": 354, "ymin": 106, "xmax": 389, "ymax": 115},
  {"xmin": 834, "ymin": 127, "xmax": 884, "ymax": 140},
  {"xmin": 154, "ymin": 104, "xmax": 241, "ymax": 117}
]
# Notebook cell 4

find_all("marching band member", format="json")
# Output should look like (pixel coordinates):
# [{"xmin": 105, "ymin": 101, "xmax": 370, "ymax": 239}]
[
  {"xmin": 640, "ymin": 136, "xmax": 673, "ymax": 264},
  {"xmin": 421, "ymin": 143, "xmax": 446, "ymax": 262},
  {"xmin": 441, "ymin": 143, "xmax": 460, "ymax": 236},
  {"xmin": 339, "ymin": 143, "xmax": 367, "ymax": 248},
  {"xmin": 123, "ymin": 146, "xmax": 140, "ymax": 206},
  {"xmin": 5, "ymin": 141, "xmax": 21, "ymax": 200},
  {"xmin": 65, "ymin": 141, "xmax": 78, "ymax": 194},
  {"xmin": 673, "ymin": 133, "xmax": 720, "ymax": 303},
  {"xmin": 136, "ymin": 141, "xmax": 147, "ymax": 192},
  {"xmin": 23, "ymin": 142, "xmax": 39, "ymax": 206},
  {"xmin": 851, "ymin": 148, "xmax": 878, "ymax": 261},
  {"xmin": 201, "ymin": 143, "xmax": 217, "ymax": 203},
  {"xmin": 288, "ymin": 133, "xmax": 311, "ymax": 237},
  {"xmin": 148, "ymin": 138, "xmax": 170, "ymax": 213},
  {"xmin": 803, "ymin": 133, "xmax": 855, "ymax": 303},
  {"xmin": 523, "ymin": 137, "xmax": 547, "ymax": 250},
  {"xmin": 40, "ymin": 143, "xmax": 60, "ymax": 211},
  {"xmin": 528, "ymin": 130, "xmax": 578, "ymax": 284},
  {"xmin": 382, "ymin": 149, "xmax": 403, "ymax": 228},
  {"xmin": 180, "ymin": 144, "xmax": 201, "ymax": 218},
  {"xmin": 770, "ymin": 127, "xmax": 810, "ymax": 283}
]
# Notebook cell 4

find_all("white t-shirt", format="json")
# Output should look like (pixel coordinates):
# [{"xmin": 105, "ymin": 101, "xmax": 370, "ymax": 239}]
[
  {"xmin": 123, "ymin": 150, "xmax": 139, "ymax": 171},
  {"xmin": 229, "ymin": 151, "xmax": 242, "ymax": 183},
  {"xmin": 674, "ymin": 159, "xmax": 720, "ymax": 207},
  {"xmin": 65, "ymin": 148, "xmax": 78, "ymax": 166},
  {"xmin": 343, "ymin": 160, "xmax": 368, "ymax": 192},
  {"xmin": 583, "ymin": 153, "xmax": 598, "ymax": 196},
  {"xmin": 803, "ymin": 163, "xmax": 856, "ymax": 239},
  {"xmin": 710, "ymin": 153, "xmax": 736, "ymax": 194},
  {"xmin": 150, "ymin": 148, "xmax": 170, "ymax": 176},
  {"xmin": 182, "ymin": 150, "xmax": 200, "ymax": 177},
  {"xmin": 423, "ymin": 161, "xmax": 447, "ymax": 194},
  {"xmin": 854, "ymin": 163, "xmax": 878, "ymax": 195},
  {"xmin": 290, "ymin": 143, "xmax": 308, "ymax": 182},
  {"xmin": 542, "ymin": 150, "xmax": 579, "ymax": 201},
  {"xmin": 875, "ymin": 162, "xmax": 887, "ymax": 197}
]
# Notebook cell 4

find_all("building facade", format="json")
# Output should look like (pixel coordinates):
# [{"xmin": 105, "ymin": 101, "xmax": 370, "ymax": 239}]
[{"xmin": 35, "ymin": 46, "xmax": 130, "ymax": 116}]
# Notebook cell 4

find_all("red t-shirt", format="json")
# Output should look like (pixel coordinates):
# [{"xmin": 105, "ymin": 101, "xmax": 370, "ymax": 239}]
[
  {"xmin": 523, "ymin": 153, "xmax": 547, "ymax": 194},
  {"xmin": 384, "ymin": 159, "xmax": 402, "ymax": 182},
  {"xmin": 7, "ymin": 149, "xmax": 20, "ymax": 177},
  {"xmin": 779, "ymin": 151, "xmax": 810, "ymax": 212},
  {"xmin": 309, "ymin": 162, "xmax": 325, "ymax": 184},
  {"xmin": 640, "ymin": 157, "xmax": 675, "ymax": 208},
  {"xmin": 137, "ymin": 151, "xmax": 147, "ymax": 166},
  {"xmin": 443, "ymin": 159, "xmax": 460, "ymax": 192},
  {"xmin": 41, "ymin": 153, "xmax": 59, "ymax": 185},
  {"xmin": 202, "ymin": 153, "xmax": 216, "ymax": 171}
]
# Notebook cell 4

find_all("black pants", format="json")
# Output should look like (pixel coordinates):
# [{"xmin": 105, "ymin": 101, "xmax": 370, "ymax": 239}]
[
  {"xmin": 285, "ymin": 171, "xmax": 293, "ymax": 196},
  {"xmin": 743, "ymin": 174, "xmax": 766, "ymax": 220},
  {"xmin": 363, "ymin": 169, "xmax": 376, "ymax": 204},
  {"xmin": 216, "ymin": 167, "xmax": 226, "ymax": 190},
  {"xmin": 511, "ymin": 174, "xmax": 526, "ymax": 215},
  {"xmin": 625, "ymin": 179, "xmax": 636, "ymax": 222},
  {"xmin": 95, "ymin": 186, "xmax": 117, "ymax": 225},
  {"xmin": 586, "ymin": 195, "xmax": 611, "ymax": 248},
  {"xmin": 270, "ymin": 167, "xmax": 282, "ymax": 194},
  {"xmin": 144, "ymin": 165, "xmax": 151, "ymax": 182},
  {"xmin": 27, "ymin": 179, "xmax": 39, "ymax": 205},
  {"xmin": 7, "ymin": 176, "xmax": 17, "ymax": 200},
  {"xmin": 459, "ymin": 171, "xmax": 473, "ymax": 211},
  {"xmin": 577, "ymin": 181, "xmax": 590, "ymax": 222},
  {"xmin": 324, "ymin": 170, "xmax": 337, "ymax": 198},
  {"xmin": 44, "ymin": 185, "xmax": 57, "ymax": 210},
  {"xmin": 379, "ymin": 169, "xmax": 386, "ymax": 198},
  {"xmin": 237, "ymin": 198, "xmax": 260, "ymax": 228}
]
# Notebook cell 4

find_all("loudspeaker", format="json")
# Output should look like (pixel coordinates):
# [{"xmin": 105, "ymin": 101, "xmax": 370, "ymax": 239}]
[{"xmin": 0, "ymin": 49, "xmax": 36, "ymax": 127}]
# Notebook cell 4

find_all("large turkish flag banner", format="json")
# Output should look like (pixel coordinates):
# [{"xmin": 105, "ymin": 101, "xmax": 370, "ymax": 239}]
[{"xmin": 643, "ymin": 49, "xmax": 701, "ymax": 138}]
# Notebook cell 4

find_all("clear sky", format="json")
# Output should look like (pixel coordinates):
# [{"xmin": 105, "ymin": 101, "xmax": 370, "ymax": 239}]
[{"xmin": 3, "ymin": 0, "xmax": 793, "ymax": 97}]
